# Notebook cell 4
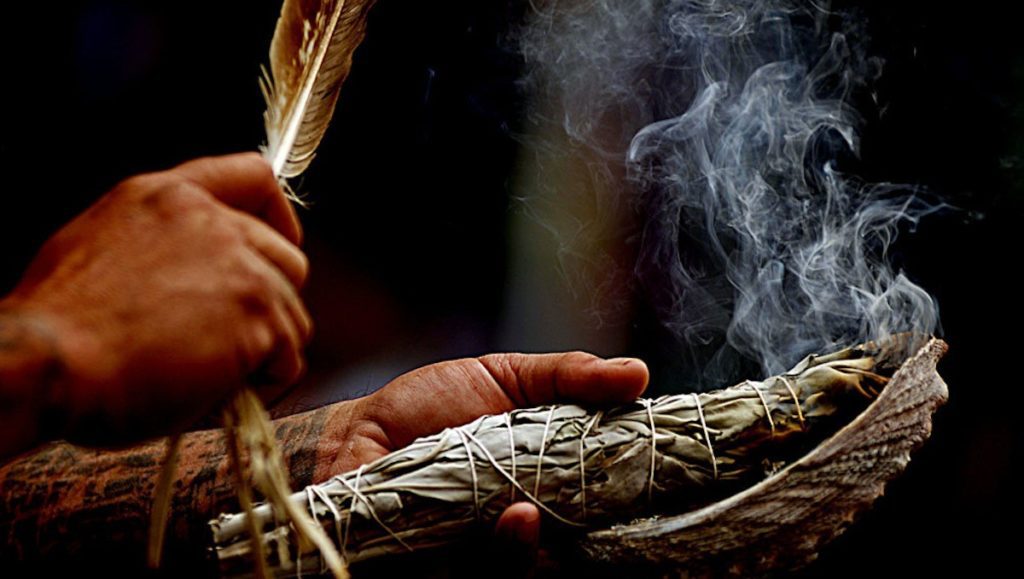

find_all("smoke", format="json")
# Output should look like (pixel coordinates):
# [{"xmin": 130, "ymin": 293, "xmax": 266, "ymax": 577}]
[{"xmin": 516, "ymin": 0, "xmax": 940, "ymax": 383}]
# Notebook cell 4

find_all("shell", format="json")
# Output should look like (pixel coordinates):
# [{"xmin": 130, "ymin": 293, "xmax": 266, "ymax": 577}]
[{"xmin": 580, "ymin": 338, "xmax": 949, "ymax": 576}]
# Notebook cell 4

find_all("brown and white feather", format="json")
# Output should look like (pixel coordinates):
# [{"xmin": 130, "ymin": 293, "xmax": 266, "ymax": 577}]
[{"xmin": 262, "ymin": 0, "xmax": 376, "ymax": 180}]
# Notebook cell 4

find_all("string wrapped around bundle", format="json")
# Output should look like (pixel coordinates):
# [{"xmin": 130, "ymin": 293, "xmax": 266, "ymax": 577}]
[{"xmin": 210, "ymin": 340, "xmax": 906, "ymax": 576}]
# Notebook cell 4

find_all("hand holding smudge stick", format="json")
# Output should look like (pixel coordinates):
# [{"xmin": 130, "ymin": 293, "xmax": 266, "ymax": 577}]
[{"xmin": 211, "ymin": 338, "xmax": 944, "ymax": 575}]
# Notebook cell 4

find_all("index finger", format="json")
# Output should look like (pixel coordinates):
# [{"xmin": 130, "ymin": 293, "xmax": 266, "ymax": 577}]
[{"xmin": 172, "ymin": 152, "xmax": 303, "ymax": 245}]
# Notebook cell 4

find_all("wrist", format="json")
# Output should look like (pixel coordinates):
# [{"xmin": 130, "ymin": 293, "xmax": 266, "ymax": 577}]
[
  {"xmin": 272, "ymin": 400, "xmax": 357, "ymax": 487},
  {"xmin": 0, "ymin": 299, "xmax": 69, "ymax": 458}
]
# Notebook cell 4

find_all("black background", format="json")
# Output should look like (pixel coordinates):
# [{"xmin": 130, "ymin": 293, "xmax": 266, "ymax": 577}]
[{"xmin": 0, "ymin": 1, "xmax": 1019, "ymax": 576}]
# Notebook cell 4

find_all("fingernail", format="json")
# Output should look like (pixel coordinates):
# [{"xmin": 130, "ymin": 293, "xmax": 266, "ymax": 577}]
[{"xmin": 606, "ymin": 357, "xmax": 640, "ymax": 367}]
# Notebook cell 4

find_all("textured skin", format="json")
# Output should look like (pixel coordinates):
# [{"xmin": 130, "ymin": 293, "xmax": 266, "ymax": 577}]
[{"xmin": 580, "ymin": 339, "xmax": 949, "ymax": 577}]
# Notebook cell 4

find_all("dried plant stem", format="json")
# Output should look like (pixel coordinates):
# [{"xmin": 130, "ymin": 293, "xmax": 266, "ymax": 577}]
[
  {"xmin": 146, "ymin": 433, "xmax": 182, "ymax": 568},
  {"xmin": 147, "ymin": 389, "xmax": 349, "ymax": 578},
  {"xmin": 223, "ymin": 404, "xmax": 271, "ymax": 579},
  {"xmin": 229, "ymin": 389, "xmax": 349, "ymax": 579}
]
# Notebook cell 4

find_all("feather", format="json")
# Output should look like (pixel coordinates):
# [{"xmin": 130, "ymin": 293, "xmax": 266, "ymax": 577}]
[{"xmin": 262, "ymin": 0, "xmax": 377, "ymax": 180}]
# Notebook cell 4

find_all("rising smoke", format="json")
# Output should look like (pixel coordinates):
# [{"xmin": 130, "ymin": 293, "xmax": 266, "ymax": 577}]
[{"xmin": 516, "ymin": 0, "xmax": 940, "ymax": 384}]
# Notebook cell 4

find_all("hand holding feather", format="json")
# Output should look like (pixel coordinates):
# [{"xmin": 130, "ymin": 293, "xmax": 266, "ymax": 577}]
[{"xmin": 0, "ymin": 154, "xmax": 310, "ymax": 454}]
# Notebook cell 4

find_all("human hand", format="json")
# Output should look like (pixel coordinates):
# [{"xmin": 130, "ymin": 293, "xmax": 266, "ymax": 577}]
[
  {"xmin": 317, "ymin": 352, "xmax": 649, "ymax": 574},
  {"xmin": 0, "ymin": 153, "xmax": 312, "ymax": 447}
]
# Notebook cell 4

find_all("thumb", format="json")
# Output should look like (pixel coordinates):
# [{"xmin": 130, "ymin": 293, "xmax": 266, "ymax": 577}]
[{"xmin": 476, "ymin": 352, "xmax": 650, "ymax": 408}]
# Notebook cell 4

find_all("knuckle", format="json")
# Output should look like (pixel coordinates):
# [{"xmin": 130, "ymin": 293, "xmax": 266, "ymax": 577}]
[
  {"xmin": 562, "ymin": 351, "xmax": 599, "ymax": 367},
  {"xmin": 238, "ymin": 275, "xmax": 276, "ymax": 313},
  {"xmin": 300, "ymin": 314, "xmax": 314, "ymax": 343},
  {"xmin": 554, "ymin": 352, "xmax": 598, "ymax": 384},
  {"xmin": 237, "ymin": 323, "xmax": 276, "ymax": 375},
  {"xmin": 239, "ymin": 152, "xmax": 277, "ymax": 186},
  {"xmin": 112, "ymin": 173, "xmax": 163, "ymax": 199},
  {"xmin": 110, "ymin": 172, "xmax": 219, "ymax": 224},
  {"xmin": 477, "ymin": 353, "xmax": 528, "ymax": 405},
  {"xmin": 237, "ymin": 262, "xmax": 293, "ymax": 319},
  {"xmin": 141, "ymin": 180, "xmax": 213, "ymax": 215},
  {"xmin": 208, "ymin": 220, "xmax": 246, "ymax": 249},
  {"xmin": 478, "ymin": 353, "xmax": 515, "ymax": 378},
  {"xmin": 284, "ymin": 355, "xmax": 306, "ymax": 385},
  {"xmin": 106, "ymin": 174, "xmax": 209, "ymax": 222},
  {"xmin": 295, "ymin": 251, "xmax": 311, "ymax": 284}
]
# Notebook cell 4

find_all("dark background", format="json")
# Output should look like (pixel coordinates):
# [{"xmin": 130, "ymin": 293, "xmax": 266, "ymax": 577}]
[{"xmin": 0, "ymin": 1, "xmax": 1018, "ymax": 576}]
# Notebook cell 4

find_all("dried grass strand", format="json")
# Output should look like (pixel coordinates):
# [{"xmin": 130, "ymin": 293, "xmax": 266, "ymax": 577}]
[
  {"xmin": 147, "ymin": 434, "xmax": 182, "ymax": 569},
  {"xmin": 232, "ymin": 390, "xmax": 349, "ymax": 578}
]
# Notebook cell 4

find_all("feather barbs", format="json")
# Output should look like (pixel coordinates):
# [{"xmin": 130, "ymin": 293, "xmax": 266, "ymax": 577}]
[{"xmin": 261, "ymin": 0, "xmax": 376, "ymax": 181}]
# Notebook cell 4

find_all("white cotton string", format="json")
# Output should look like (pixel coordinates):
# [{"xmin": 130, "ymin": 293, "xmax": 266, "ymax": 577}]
[
  {"xmin": 340, "ymin": 465, "xmax": 362, "ymax": 556},
  {"xmin": 534, "ymin": 406, "xmax": 556, "ymax": 500},
  {"xmin": 692, "ymin": 393, "xmax": 718, "ymax": 480},
  {"xmin": 578, "ymin": 411, "xmax": 602, "ymax": 522},
  {"xmin": 643, "ymin": 399, "xmax": 657, "ymax": 503},
  {"xmin": 311, "ymin": 484, "xmax": 345, "ymax": 564},
  {"xmin": 504, "ymin": 413, "xmax": 517, "ymax": 504},
  {"xmin": 333, "ymin": 467, "xmax": 414, "ymax": 552},
  {"xmin": 458, "ymin": 428, "xmax": 585, "ymax": 528},
  {"xmin": 455, "ymin": 427, "xmax": 482, "ymax": 522},
  {"xmin": 780, "ymin": 376, "xmax": 806, "ymax": 429},
  {"xmin": 747, "ymin": 381, "xmax": 776, "ymax": 438}
]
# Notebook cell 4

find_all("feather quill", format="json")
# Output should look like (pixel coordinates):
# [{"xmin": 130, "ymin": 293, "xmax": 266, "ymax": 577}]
[{"xmin": 262, "ymin": 0, "xmax": 377, "ymax": 180}]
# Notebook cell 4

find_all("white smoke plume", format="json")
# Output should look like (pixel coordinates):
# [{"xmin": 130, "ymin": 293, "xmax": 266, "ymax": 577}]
[{"xmin": 516, "ymin": 0, "xmax": 941, "ymax": 384}]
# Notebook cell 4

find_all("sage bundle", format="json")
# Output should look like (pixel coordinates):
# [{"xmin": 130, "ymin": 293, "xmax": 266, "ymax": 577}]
[{"xmin": 211, "ymin": 343, "xmax": 891, "ymax": 576}]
